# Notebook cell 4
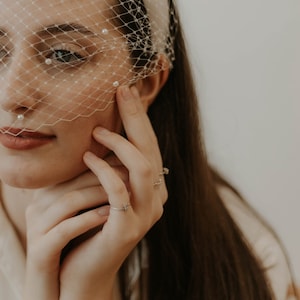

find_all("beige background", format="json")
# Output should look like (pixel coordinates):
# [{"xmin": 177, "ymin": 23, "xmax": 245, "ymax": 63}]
[{"xmin": 177, "ymin": 0, "xmax": 300, "ymax": 281}]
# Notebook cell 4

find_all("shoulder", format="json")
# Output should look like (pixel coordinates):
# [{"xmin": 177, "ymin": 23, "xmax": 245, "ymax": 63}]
[{"xmin": 218, "ymin": 185, "xmax": 293, "ymax": 300}]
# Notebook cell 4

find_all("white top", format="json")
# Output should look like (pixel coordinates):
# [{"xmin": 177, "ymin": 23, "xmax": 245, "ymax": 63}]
[{"xmin": 0, "ymin": 186, "xmax": 293, "ymax": 299}]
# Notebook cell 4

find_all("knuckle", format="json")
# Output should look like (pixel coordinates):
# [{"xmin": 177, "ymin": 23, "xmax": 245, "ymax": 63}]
[
  {"xmin": 128, "ymin": 228, "xmax": 142, "ymax": 243},
  {"xmin": 62, "ymin": 190, "xmax": 82, "ymax": 202},
  {"xmin": 112, "ymin": 180, "xmax": 127, "ymax": 196},
  {"xmin": 59, "ymin": 190, "xmax": 85, "ymax": 211},
  {"xmin": 52, "ymin": 223, "xmax": 70, "ymax": 241},
  {"xmin": 161, "ymin": 187, "xmax": 169, "ymax": 204},
  {"xmin": 151, "ymin": 134, "xmax": 159, "ymax": 147},
  {"xmin": 153, "ymin": 202, "xmax": 164, "ymax": 222},
  {"xmin": 137, "ymin": 161, "xmax": 152, "ymax": 179},
  {"xmin": 118, "ymin": 227, "xmax": 141, "ymax": 246}
]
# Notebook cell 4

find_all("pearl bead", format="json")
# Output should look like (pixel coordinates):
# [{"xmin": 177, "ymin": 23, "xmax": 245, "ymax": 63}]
[
  {"xmin": 113, "ymin": 81, "xmax": 120, "ymax": 88},
  {"xmin": 17, "ymin": 114, "xmax": 24, "ymax": 121},
  {"xmin": 45, "ymin": 58, "xmax": 52, "ymax": 65},
  {"xmin": 102, "ymin": 28, "xmax": 108, "ymax": 35}
]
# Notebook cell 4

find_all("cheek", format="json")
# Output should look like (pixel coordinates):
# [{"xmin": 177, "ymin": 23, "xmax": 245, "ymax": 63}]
[
  {"xmin": 43, "ymin": 57, "xmax": 129, "ymax": 122},
  {"xmin": 86, "ymin": 106, "xmax": 123, "ymax": 156},
  {"xmin": 44, "ymin": 81, "xmax": 117, "ymax": 122},
  {"xmin": 59, "ymin": 101, "xmax": 122, "ymax": 155}
]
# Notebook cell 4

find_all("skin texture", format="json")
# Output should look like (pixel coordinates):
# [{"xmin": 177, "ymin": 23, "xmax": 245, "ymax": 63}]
[
  {"xmin": 0, "ymin": 1, "xmax": 297, "ymax": 299},
  {"xmin": 0, "ymin": 0, "xmax": 131, "ymax": 188},
  {"xmin": 2, "ymin": 85, "xmax": 169, "ymax": 300},
  {"xmin": 21, "ymin": 86, "xmax": 168, "ymax": 300},
  {"xmin": 0, "ymin": 1, "xmax": 169, "ymax": 299}
]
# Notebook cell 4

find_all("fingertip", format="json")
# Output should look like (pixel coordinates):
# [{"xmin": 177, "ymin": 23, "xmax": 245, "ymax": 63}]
[
  {"xmin": 97, "ymin": 205, "xmax": 110, "ymax": 216},
  {"xmin": 117, "ymin": 85, "xmax": 140, "ymax": 102},
  {"xmin": 93, "ymin": 126, "xmax": 110, "ymax": 137},
  {"xmin": 130, "ymin": 85, "xmax": 140, "ymax": 98},
  {"xmin": 116, "ymin": 85, "xmax": 130, "ymax": 101},
  {"xmin": 83, "ymin": 151, "xmax": 96, "ymax": 164}
]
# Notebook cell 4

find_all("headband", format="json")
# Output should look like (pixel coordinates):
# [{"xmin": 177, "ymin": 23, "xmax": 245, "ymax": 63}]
[{"xmin": 143, "ymin": 0, "xmax": 171, "ymax": 55}]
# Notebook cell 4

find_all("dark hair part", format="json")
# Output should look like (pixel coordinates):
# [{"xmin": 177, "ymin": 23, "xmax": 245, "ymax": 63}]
[{"xmin": 114, "ymin": 1, "xmax": 276, "ymax": 299}]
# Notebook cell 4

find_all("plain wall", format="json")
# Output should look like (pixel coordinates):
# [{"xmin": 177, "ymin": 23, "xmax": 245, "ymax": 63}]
[{"xmin": 177, "ymin": 0, "xmax": 300, "ymax": 281}]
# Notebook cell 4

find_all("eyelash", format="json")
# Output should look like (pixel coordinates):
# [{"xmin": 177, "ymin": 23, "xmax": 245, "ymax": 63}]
[
  {"xmin": 0, "ymin": 43, "xmax": 89, "ymax": 69},
  {"xmin": 45, "ymin": 44, "xmax": 87, "ymax": 66}
]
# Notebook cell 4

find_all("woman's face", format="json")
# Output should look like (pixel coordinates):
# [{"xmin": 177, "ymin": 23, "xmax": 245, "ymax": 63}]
[{"xmin": 0, "ymin": 0, "xmax": 132, "ymax": 188}]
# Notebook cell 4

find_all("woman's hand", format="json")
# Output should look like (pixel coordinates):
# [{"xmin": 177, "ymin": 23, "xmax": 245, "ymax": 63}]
[
  {"xmin": 24, "ymin": 171, "xmax": 111, "ymax": 300},
  {"xmin": 59, "ymin": 86, "xmax": 168, "ymax": 299},
  {"xmin": 24, "ymin": 85, "xmax": 168, "ymax": 300}
]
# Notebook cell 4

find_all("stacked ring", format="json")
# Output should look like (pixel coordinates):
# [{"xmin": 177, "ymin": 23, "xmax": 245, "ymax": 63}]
[{"xmin": 153, "ymin": 167, "xmax": 169, "ymax": 188}]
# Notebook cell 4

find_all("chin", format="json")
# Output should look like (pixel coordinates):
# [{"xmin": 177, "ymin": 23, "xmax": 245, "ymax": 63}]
[
  {"xmin": 0, "ymin": 155, "xmax": 88, "ymax": 189},
  {"xmin": 1, "ymin": 173, "xmax": 52, "ymax": 189},
  {"xmin": 1, "ymin": 167, "xmax": 61, "ymax": 189}
]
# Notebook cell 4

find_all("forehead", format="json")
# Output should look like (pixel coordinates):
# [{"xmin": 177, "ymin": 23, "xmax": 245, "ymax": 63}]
[{"xmin": 0, "ymin": 0, "xmax": 114, "ymax": 35}]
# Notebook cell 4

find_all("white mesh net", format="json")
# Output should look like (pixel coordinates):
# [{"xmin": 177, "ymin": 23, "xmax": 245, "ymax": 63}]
[{"xmin": 0, "ymin": 0, "xmax": 177, "ymax": 136}]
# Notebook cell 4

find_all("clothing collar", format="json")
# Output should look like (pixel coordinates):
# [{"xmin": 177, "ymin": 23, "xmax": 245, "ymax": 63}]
[{"xmin": 0, "ymin": 188, "xmax": 25, "ymax": 299}]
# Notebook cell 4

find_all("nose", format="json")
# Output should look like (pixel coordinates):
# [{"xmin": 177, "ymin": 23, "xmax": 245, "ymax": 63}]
[{"xmin": 0, "ymin": 47, "xmax": 42, "ymax": 114}]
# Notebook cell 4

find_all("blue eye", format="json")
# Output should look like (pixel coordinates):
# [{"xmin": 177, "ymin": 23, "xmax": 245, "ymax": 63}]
[{"xmin": 50, "ymin": 49, "xmax": 85, "ymax": 64}]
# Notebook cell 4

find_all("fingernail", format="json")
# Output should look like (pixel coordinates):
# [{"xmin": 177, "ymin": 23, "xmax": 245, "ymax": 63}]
[
  {"xmin": 94, "ymin": 127, "xmax": 110, "ymax": 136},
  {"xmin": 130, "ymin": 86, "xmax": 140, "ymax": 98},
  {"xmin": 120, "ymin": 85, "xmax": 131, "ymax": 100},
  {"xmin": 98, "ymin": 205, "xmax": 110, "ymax": 216},
  {"xmin": 83, "ymin": 151, "xmax": 95, "ymax": 161}
]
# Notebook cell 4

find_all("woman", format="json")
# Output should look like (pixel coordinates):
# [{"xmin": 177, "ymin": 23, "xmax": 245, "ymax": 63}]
[{"xmin": 0, "ymin": 0, "xmax": 296, "ymax": 299}]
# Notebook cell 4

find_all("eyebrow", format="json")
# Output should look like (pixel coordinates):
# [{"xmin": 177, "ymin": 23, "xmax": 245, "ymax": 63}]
[{"xmin": 36, "ymin": 23, "xmax": 98, "ymax": 37}]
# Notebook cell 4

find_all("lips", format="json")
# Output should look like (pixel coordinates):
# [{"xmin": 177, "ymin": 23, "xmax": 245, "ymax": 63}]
[{"xmin": 0, "ymin": 127, "xmax": 56, "ymax": 150}]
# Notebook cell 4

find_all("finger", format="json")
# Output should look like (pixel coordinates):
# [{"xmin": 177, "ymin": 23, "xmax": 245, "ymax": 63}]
[
  {"xmin": 92, "ymin": 127, "xmax": 149, "ymax": 173},
  {"xmin": 90, "ymin": 128, "xmax": 154, "ymax": 200},
  {"xmin": 83, "ymin": 152, "xmax": 132, "ymax": 213},
  {"xmin": 103, "ymin": 153, "xmax": 129, "ymax": 184},
  {"xmin": 103, "ymin": 152, "xmax": 122, "ymax": 166},
  {"xmin": 116, "ymin": 86, "xmax": 166, "ymax": 189},
  {"xmin": 44, "ymin": 208, "xmax": 109, "ymax": 256},
  {"xmin": 31, "ymin": 171, "xmax": 102, "ymax": 210},
  {"xmin": 91, "ymin": 128, "xmax": 168, "ymax": 207},
  {"xmin": 26, "ymin": 186, "xmax": 108, "ymax": 233},
  {"xmin": 116, "ymin": 86, "xmax": 161, "ymax": 157}
]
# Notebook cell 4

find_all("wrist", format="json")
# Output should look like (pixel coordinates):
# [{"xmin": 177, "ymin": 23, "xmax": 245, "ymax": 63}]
[{"xmin": 59, "ymin": 277, "xmax": 116, "ymax": 300}]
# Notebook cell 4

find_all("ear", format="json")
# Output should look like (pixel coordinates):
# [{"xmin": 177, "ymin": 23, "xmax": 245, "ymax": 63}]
[{"xmin": 134, "ymin": 56, "xmax": 170, "ymax": 110}]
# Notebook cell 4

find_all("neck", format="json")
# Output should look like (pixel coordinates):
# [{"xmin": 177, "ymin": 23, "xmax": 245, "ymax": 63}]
[{"xmin": 1, "ymin": 183, "xmax": 33, "ymax": 250}]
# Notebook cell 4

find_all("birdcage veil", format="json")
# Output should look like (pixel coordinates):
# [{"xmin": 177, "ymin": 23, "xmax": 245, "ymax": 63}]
[{"xmin": 0, "ymin": 0, "xmax": 177, "ymax": 136}]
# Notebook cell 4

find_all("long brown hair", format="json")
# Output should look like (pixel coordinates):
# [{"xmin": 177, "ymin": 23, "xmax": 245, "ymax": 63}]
[{"xmin": 115, "ymin": 1, "xmax": 277, "ymax": 299}]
